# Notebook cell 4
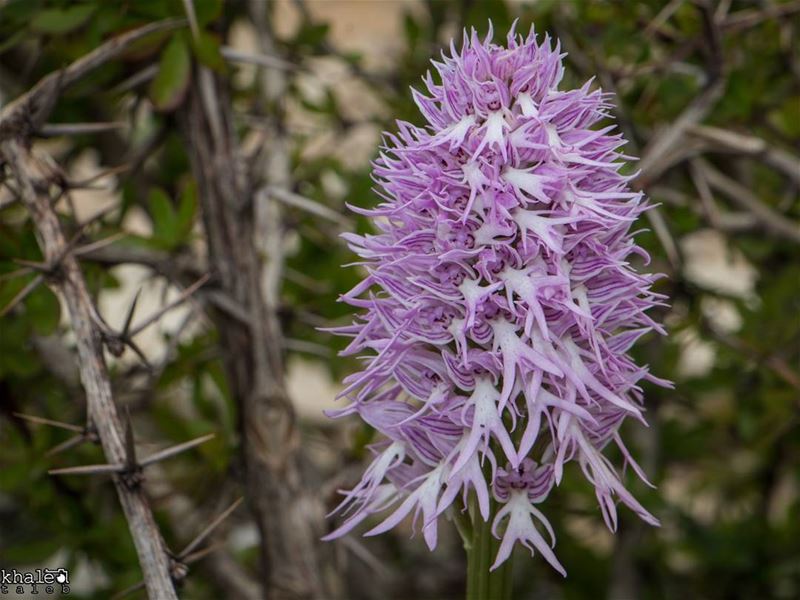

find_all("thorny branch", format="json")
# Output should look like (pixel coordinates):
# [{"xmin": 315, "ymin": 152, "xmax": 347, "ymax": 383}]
[
  {"xmin": 0, "ymin": 19, "xmax": 223, "ymax": 599},
  {"xmin": 0, "ymin": 19, "xmax": 184, "ymax": 140},
  {"xmin": 173, "ymin": 1, "xmax": 331, "ymax": 596},
  {"xmin": 0, "ymin": 140, "xmax": 179, "ymax": 600}
]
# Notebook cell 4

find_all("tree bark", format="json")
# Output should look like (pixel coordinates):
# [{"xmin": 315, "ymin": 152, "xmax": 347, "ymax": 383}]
[{"xmin": 178, "ymin": 72, "xmax": 328, "ymax": 599}]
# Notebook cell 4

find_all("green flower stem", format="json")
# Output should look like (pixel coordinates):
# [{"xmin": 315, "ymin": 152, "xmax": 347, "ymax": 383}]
[{"xmin": 465, "ymin": 498, "xmax": 513, "ymax": 600}]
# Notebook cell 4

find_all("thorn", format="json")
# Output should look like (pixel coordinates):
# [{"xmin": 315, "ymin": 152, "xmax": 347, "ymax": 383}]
[
  {"xmin": 13, "ymin": 412, "xmax": 84, "ymax": 433},
  {"xmin": 139, "ymin": 433, "xmax": 215, "ymax": 468},
  {"xmin": 125, "ymin": 338, "xmax": 152, "ymax": 370},
  {"xmin": 38, "ymin": 122, "xmax": 127, "ymax": 137},
  {"xmin": 128, "ymin": 274, "xmax": 210, "ymax": 338},
  {"xmin": 110, "ymin": 580, "xmax": 145, "ymax": 600},
  {"xmin": 11, "ymin": 258, "xmax": 50, "ymax": 273},
  {"xmin": 109, "ymin": 64, "xmax": 159, "ymax": 96},
  {"xmin": 73, "ymin": 232, "xmax": 128, "ymax": 257},
  {"xmin": 69, "ymin": 163, "xmax": 132, "ymax": 189},
  {"xmin": 72, "ymin": 203, "xmax": 117, "ymax": 233},
  {"xmin": 182, "ymin": 541, "xmax": 224, "ymax": 565},
  {"xmin": 0, "ymin": 267, "xmax": 34, "ymax": 282},
  {"xmin": 178, "ymin": 497, "xmax": 244, "ymax": 559},
  {"xmin": 44, "ymin": 423, "xmax": 99, "ymax": 457},
  {"xmin": 45, "ymin": 434, "xmax": 87, "ymax": 457},
  {"xmin": 0, "ymin": 274, "xmax": 44, "ymax": 318},
  {"xmin": 122, "ymin": 288, "xmax": 143, "ymax": 336},
  {"xmin": 109, "ymin": 535, "xmax": 222, "ymax": 600},
  {"xmin": 94, "ymin": 288, "xmax": 151, "ymax": 367},
  {"xmin": 48, "ymin": 463, "xmax": 125, "ymax": 476},
  {"xmin": 8, "ymin": 207, "xmax": 115, "ymax": 282},
  {"xmin": 48, "ymin": 205, "xmax": 119, "ymax": 269}
]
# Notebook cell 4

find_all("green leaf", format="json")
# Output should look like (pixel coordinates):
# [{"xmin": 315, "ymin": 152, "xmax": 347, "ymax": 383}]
[
  {"xmin": 768, "ymin": 96, "xmax": 800, "ymax": 138},
  {"xmin": 295, "ymin": 23, "xmax": 330, "ymax": 48},
  {"xmin": 148, "ymin": 187, "xmax": 178, "ymax": 248},
  {"xmin": 403, "ymin": 13, "xmax": 421, "ymax": 47},
  {"xmin": 0, "ymin": 310, "xmax": 39, "ymax": 377},
  {"xmin": 191, "ymin": 30, "xmax": 225, "ymax": 72},
  {"xmin": 30, "ymin": 4, "xmax": 96, "ymax": 34},
  {"xmin": 3, "ymin": 537, "xmax": 63, "ymax": 564},
  {"xmin": 176, "ymin": 181, "xmax": 197, "ymax": 239},
  {"xmin": 149, "ymin": 35, "xmax": 191, "ymax": 112},
  {"xmin": 194, "ymin": 0, "xmax": 223, "ymax": 26},
  {"xmin": 0, "ymin": 29, "xmax": 26, "ymax": 54},
  {"xmin": 27, "ymin": 286, "xmax": 61, "ymax": 336}
]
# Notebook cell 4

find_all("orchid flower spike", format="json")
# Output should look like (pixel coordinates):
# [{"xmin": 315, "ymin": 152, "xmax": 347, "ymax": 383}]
[{"xmin": 325, "ymin": 21, "xmax": 670, "ymax": 576}]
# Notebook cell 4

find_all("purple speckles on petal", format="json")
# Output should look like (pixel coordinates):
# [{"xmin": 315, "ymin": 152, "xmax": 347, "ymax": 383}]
[{"xmin": 324, "ymin": 22, "xmax": 669, "ymax": 576}]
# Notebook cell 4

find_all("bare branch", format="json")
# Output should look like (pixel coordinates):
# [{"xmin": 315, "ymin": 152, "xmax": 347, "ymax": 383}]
[
  {"xmin": 637, "ymin": 2, "xmax": 726, "ymax": 187},
  {"xmin": 284, "ymin": 337, "xmax": 332, "ymax": 358},
  {"xmin": 123, "ymin": 410, "xmax": 138, "ymax": 473},
  {"xmin": 696, "ymin": 159, "xmax": 800, "ymax": 244},
  {"xmin": 1, "ymin": 139, "xmax": 178, "ymax": 599},
  {"xmin": 687, "ymin": 124, "xmax": 800, "ymax": 186},
  {"xmin": 644, "ymin": 0, "xmax": 686, "ymax": 39},
  {"xmin": 68, "ymin": 163, "xmax": 132, "ymax": 189},
  {"xmin": 0, "ymin": 20, "xmax": 184, "ymax": 138},
  {"xmin": 177, "ymin": 6, "xmax": 332, "ymax": 592},
  {"xmin": 646, "ymin": 209, "xmax": 681, "ymax": 271},
  {"xmin": 722, "ymin": 0, "xmax": 800, "ymax": 32},
  {"xmin": 181, "ymin": 0, "xmax": 225, "ymax": 150},
  {"xmin": 689, "ymin": 157, "xmax": 723, "ymax": 227},
  {"xmin": 700, "ymin": 319, "xmax": 800, "ymax": 395},
  {"xmin": 340, "ymin": 536, "xmax": 392, "ymax": 580},
  {"xmin": 267, "ymin": 185, "xmax": 352, "ymax": 228},
  {"xmin": 77, "ymin": 244, "xmax": 256, "ymax": 326},
  {"xmin": 221, "ymin": 46, "xmax": 298, "ymax": 72},
  {"xmin": 0, "ymin": 267, "xmax": 32, "ymax": 282}
]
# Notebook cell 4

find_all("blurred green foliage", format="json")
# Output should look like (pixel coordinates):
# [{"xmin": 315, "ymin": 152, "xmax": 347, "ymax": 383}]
[{"xmin": 1, "ymin": 1, "xmax": 798, "ymax": 599}]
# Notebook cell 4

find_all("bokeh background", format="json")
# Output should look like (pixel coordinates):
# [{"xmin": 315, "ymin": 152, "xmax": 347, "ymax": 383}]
[{"xmin": 1, "ymin": 1, "xmax": 798, "ymax": 599}]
